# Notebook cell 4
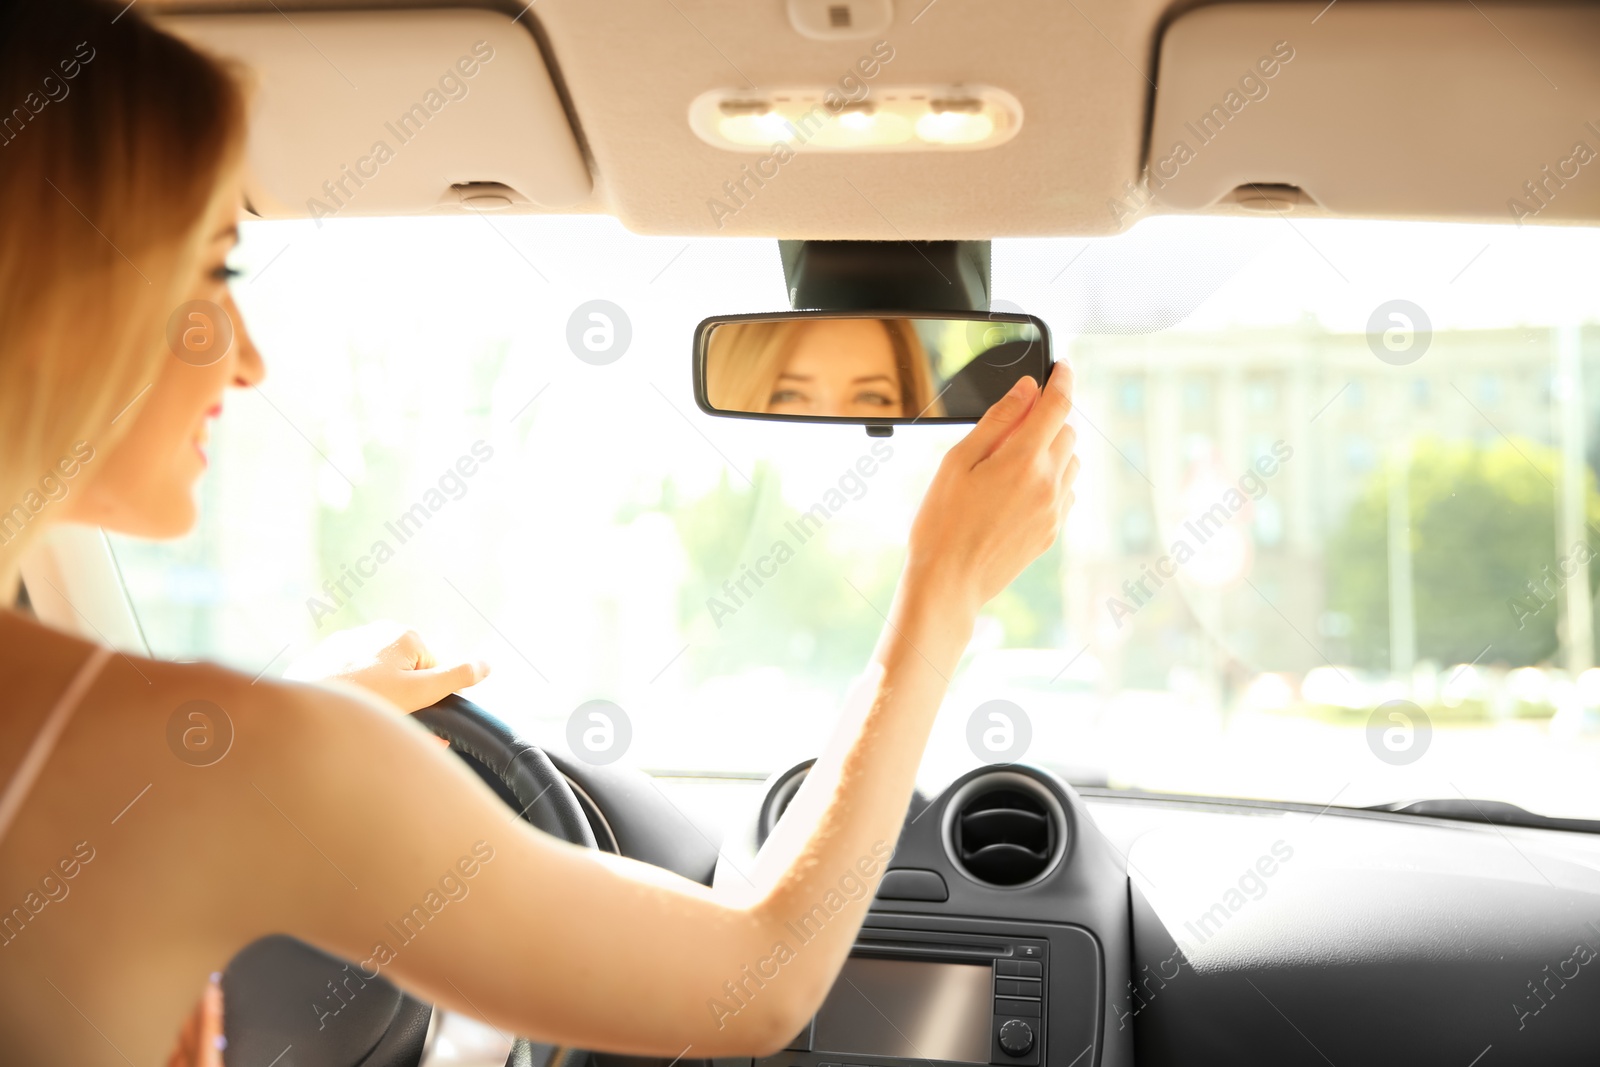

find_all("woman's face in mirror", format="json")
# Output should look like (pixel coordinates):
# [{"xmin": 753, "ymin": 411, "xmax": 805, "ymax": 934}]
[{"xmin": 766, "ymin": 319, "xmax": 904, "ymax": 418}]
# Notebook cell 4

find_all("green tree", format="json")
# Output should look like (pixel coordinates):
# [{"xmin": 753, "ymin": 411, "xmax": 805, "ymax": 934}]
[
  {"xmin": 656, "ymin": 463, "xmax": 901, "ymax": 684},
  {"xmin": 1326, "ymin": 437, "xmax": 1600, "ymax": 670}
]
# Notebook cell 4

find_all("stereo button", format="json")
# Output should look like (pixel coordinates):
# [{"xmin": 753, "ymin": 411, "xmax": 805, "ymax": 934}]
[
  {"xmin": 998, "ymin": 1020, "xmax": 1035, "ymax": 1057},
  {"xmin": 995, "ymin": 996, "xmax": 1041, "ymax": 1018},
  {"xmin": 997, "ymin": 960, "xmax": 1043, "ymax": 977},
  {"xmin": 995, "ymin": 978, "xmax": 1040, "ymax": 997}
]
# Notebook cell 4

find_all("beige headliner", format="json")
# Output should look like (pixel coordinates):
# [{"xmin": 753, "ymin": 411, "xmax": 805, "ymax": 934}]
[{"xmin": 149, "ymin": 0, "xmax": 1600, "ymax": 238}]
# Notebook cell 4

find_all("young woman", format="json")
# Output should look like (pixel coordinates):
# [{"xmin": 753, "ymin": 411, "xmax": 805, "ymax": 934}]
[
  {"xmin": 706, "ymin": 317, "xmax": 946, "ymax": 418},
  {"xmin": 0, "ymin": 3, "xmax": 1081, "ymax": 1064}
]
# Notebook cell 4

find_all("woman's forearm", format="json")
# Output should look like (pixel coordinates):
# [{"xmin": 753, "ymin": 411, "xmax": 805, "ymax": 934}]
[
  {"xmin": 747, "ymin": 565, "xmax": 975, "ymax": 884},
  {"xmin": 730, "ymin": 570, "xmax": 975, "ymax": 1042},
  {"xmin": 733, "ymin": 369, "xmax": 1078, "ymax": 1043}
]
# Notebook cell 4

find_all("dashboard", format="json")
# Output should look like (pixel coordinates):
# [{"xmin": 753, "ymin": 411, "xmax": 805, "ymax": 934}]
[{"xmin": 551, "ymin": 754, "xmax": 1600, "ymax": 1067}]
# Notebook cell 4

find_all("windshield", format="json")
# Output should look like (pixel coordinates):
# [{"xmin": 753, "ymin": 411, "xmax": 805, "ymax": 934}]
[{"xmin": 109, "ymin": 212, "xmax": 1600, "ymax": 822}]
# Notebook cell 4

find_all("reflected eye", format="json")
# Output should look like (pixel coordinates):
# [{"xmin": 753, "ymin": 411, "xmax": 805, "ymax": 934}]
[
  {"xmin": 854, "ymin": 391, "xmax": 897, "ymax": 407},
  {"xmin": 769, "ymin": 389, "xmax": 808, "ymax": 405},
  {"xmin": 210, "ymin": 264, "xmax": 244, "ymax": 283}
]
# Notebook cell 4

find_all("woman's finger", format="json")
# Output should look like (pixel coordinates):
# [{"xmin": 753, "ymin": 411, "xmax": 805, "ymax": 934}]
[
  {"xmin": 1003, "ymin": 361, "xmax": 1074, "ymax": 458},
  {"xmin": 396, "ymin": 659, "xmax": 491, "ymax": 711},
  {"xmin": 1048, "ymin": 418, "xmax": 1078, "ymax": 467},
  {"xmin": 1062, "ymin": 452, "xmax": 1081, "ymax": 488},
  {"xmin": 949, "ymin": 374, "xmax": 1038, "ymax": 467},
  {"xmin": 198, "ymin": 974, "xmax": 225, "ymax": 1067}
]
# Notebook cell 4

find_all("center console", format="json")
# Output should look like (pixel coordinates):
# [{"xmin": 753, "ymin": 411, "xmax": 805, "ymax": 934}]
[
  {"xmin": 733, "ymin": 765, "xmax": 1133, "ymax": 1067},
  {"xmin": 757, "ymin": 916, "xmax": 1104, "ymax": 1067}
]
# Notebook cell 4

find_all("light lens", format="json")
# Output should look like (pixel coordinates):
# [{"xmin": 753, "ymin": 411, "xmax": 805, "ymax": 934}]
[
  {"xmin": 691, "ymin": 86, "xmax": 1021, "ymax": 152},
  {"xmin": 914, "ymin": 109, "xmax": 997, "ymax": 145}
]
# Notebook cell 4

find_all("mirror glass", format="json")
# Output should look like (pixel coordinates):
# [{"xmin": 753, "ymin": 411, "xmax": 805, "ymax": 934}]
[{"xmin": 697, "ymin": 313, "xmax": 1049, "ymax": 423}]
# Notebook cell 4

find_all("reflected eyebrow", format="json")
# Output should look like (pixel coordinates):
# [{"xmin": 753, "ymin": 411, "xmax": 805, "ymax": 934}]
[
  {"xmin": 777, "ymin": 373, "xmax": 813, "ymax": 381},
  {"xmin": 851, "ymin": 375, "xmax": 894, "ymax": 385}
]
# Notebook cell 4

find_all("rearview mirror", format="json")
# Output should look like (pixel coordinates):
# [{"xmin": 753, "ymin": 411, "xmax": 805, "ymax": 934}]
[{"xmin": 693, "ymin": 311, "xmax": 1052, "ymax": 430}]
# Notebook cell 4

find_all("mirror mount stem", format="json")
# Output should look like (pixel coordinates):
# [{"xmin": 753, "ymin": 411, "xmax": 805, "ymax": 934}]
[{"xmin": 778, "ymin": 240, "xmax": 992, "ymax": 313}]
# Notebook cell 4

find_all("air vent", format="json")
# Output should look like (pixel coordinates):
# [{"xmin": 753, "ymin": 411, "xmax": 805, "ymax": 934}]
[{"xmin": 944, "ymin": 773, "xmax": 1067, "ymax": 887}]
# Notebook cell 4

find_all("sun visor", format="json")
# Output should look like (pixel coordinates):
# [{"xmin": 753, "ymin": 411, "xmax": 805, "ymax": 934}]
[
  {"xmin": 160, "ymin": 9, "xmax": 592, "ymax": 218},
  {"xmin": 1145, "ymin": 2, "xmax": 1600, "ymax": 223}
]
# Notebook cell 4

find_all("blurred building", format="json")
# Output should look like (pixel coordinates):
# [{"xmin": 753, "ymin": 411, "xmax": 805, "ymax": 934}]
[{"xmin": 1061, "ymin": 320, "xmax": 1600, "ymax": 691}]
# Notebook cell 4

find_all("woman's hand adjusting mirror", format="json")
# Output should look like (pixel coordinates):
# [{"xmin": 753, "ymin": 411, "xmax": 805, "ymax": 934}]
[{"xmin": 695, "ymin": 311, "xmax": 1051, "ymax": 429}]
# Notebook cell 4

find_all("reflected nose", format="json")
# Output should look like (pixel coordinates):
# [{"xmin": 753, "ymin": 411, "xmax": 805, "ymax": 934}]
[{"xmin": 224, "ymin": 291, "xmax": 265, "ymax": 387}]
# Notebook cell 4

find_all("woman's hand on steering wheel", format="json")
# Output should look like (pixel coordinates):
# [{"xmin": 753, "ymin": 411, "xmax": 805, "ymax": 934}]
[
  {"xmin": 165, "ymin": 974, "xmax": 224, "ymax": 1067},
  {"xmin": 285, "ymin": 620, "xmax": 490, "ymax": 713}
]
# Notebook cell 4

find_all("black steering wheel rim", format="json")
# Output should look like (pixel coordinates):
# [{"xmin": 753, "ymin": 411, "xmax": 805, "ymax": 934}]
[
  {"xmin": 414, "ymin": 694, "xmax": 597, "ymax": 849},
  {"xmin": 220, "ymin": 695, "xmax": 595, "ymax": 1067}
]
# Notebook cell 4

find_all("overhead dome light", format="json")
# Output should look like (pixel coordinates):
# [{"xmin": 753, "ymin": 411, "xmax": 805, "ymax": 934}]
[{"xmin": 689, "ymin": 85, "xmax": 1021, "ymax": 153}]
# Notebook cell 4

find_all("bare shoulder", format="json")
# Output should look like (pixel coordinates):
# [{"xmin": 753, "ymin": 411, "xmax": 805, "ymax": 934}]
[
  {"xmin": 74, "ymin": 646, "xmax": 408, "ymax": 775},
  {"xmin": 0, "ymin": 611, "xmax": 403, "ymax": 819}
]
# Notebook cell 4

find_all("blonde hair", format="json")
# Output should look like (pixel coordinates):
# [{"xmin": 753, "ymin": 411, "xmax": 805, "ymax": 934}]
[
  {"xmin": 706, "ymin": 318, "xmax": 944, "ymax": 418},
  {"xmin": 0, "ymin": 0, "xmax": 248, "ymax": 595}
]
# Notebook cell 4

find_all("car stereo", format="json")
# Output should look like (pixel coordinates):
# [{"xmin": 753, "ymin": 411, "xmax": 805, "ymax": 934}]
[{"xmin": 760, "ymin": 931, "xmax": 1048, "ymax": 1067}]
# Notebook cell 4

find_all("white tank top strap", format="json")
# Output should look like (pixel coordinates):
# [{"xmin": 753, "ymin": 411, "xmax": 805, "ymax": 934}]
[{"xmin": 0, "ymin": 644, "xmax": 115, "ymax": 847}]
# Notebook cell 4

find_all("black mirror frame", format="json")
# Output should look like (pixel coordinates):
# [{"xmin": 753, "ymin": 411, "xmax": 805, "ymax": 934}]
[{"xmin": 692, "ymin": 309, "xmax": 1054, "ymax": 434}]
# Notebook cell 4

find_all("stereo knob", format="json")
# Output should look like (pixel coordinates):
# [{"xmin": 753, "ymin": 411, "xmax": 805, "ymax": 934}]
[{"xmin": 998, "ymin": 1019, "xmax": 1035, "ymax": 1057}]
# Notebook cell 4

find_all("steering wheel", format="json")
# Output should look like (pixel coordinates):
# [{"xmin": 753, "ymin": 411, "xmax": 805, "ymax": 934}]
[{"xmin": 219, "ymin": 695, "xmax": 596, "ymax": 1067}]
